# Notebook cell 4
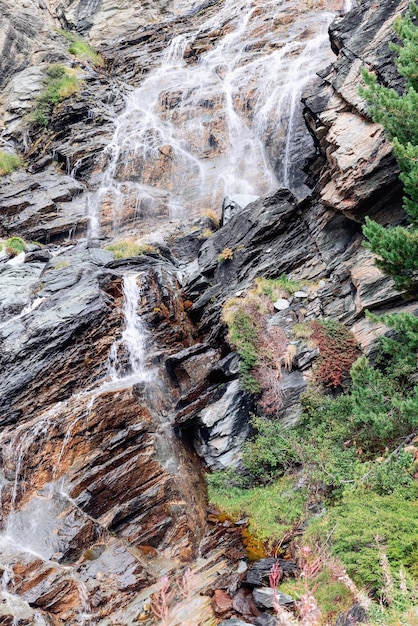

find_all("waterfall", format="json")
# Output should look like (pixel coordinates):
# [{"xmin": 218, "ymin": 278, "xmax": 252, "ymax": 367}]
[
  {"xmin": 107, "ymin": 273, "xmax": 153, "ymax": 384},
  {"xmin": 88, "ymin": 0, "xmax": 337, "ymax": 237}
]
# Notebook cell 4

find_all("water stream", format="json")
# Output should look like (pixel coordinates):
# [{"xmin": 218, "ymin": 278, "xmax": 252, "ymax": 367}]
[
  {"xmin": 0, "ymin": 0, "xmax": 350, "ymax": 621},
  {"xmin": 88, "ymin": 0, "xmax": 338, "ymax": 238}
]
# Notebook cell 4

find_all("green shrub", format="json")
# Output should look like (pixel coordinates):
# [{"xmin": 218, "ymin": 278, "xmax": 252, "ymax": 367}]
[
  {"xmin": 106, "ymin": 241, "xmax": 159, "ymax": 259},
  {"xmin": 0, "ymin": 151, "xmax": 21, "ymax": 176},
  {"xmin": 306, "ymin": 491, "xmax": 418, "ymax": 590},
  {"xmin": 32, "ymin": 64, "xmax": 80, "ymax": 127},
  {"xmin": 217, "ymin": 247, "xmax": 234, "ymax": 263},
  {"xmin": 5, "ymin": 236, "xmax": 26, "ymax": 255},
  {"xmin": 240, "ymin": 415, "xmax": 300, "ymax": 484},
  {"xmin": 59, "ymin": 30, "xmax": 104, "ymax": 67}
]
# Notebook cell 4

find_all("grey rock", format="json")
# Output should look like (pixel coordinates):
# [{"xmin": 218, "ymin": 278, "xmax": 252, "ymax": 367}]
[
  {"xmin": 254, "ymin": 615, "xmax": 278, "ymax": 626},
  {"xmin": 296, "ymin": 347, "xmax": 320, "ymax": 370},
  {"xmin": 194, "ymin": 379, "xmax": 252, "ymax": 469},
  {"xmin": 0, "ymin": 262, "xmax": 44, "ymax": 322},
  {"xmin": 0, "ymin": 168, "xmax": 88, "ymax": 244},
  {"xmin": 245, "ymin": 558, "xmax": 298, "ymax": 587},
  {"xmin": 222, "ymin": 194, "xmax": 258, "ymax": 225},
  {"xmin": 335, "ymin": 603, "xmax": 367, "ymax": 625},
  {"xmin": 219, "ymin": 620, "xmax": 253, "ymax": 626},
  {"xmin": 273, "ymin": 298, "xmax": 290, "ymax": 311},
  {"xmin": 279, "ymin": 370, "xmax": 307, "ymax": 428},
  {"xmin": 253, "ymin": 587, "xmax": 294, "ymax": 609}
]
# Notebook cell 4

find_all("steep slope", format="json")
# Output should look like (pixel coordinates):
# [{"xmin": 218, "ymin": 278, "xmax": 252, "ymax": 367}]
[{"xmin": 0, "ymin": 0, "xmax": 416, "ymax": 624}]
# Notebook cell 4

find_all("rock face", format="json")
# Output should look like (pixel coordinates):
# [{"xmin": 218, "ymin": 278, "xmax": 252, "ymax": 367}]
[
  {"xmin": 303, "ymin": 0, "xmax": 409, "ymax": 224},
  {"xmin": 0, "ymin": 0, "xmax": 417, "ymax": 623}
]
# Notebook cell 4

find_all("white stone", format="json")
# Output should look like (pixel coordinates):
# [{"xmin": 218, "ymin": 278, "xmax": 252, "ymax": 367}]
[
  {"xmin": 293, "ymin": 290, "xmax": 308, "ymax": 298},
  {"xmin": 273, "ymin": 298, "xmax": 290, "ymax": 310}
]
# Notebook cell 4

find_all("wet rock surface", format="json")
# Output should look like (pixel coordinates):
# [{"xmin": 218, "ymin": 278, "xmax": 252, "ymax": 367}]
[{"xmin": 0, "ymin": 0, "xmax": 417, "ymax": 623}]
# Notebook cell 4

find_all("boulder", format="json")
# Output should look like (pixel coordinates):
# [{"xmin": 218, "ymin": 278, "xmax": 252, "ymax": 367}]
[
  {"xmin": 245, "ymin": 558, "xmax": 299, "ymax": 587},
  {"xmin": 253, "ymin": 587, "xmax": 294, "ymax": 609}
]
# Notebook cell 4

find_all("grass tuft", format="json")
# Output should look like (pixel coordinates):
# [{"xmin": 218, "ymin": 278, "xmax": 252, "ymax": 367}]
[
  {"xmin": 0, "ymin": 151, "xmax": 21, "ymax": 176},
  {"xmin": 59, "ymin": 30, "xmax": 105, "ymax": 67},
  {"xmin": 106, "ymin": 240, "xmax": 159, "ymax": 259}
]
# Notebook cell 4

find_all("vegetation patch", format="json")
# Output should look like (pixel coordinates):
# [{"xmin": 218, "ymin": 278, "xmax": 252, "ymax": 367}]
[
  {"xmin": 310, "ymin": 319, "xmax": 360, "ymax": 388},
  {"xmin": 207, "ymin": 473, "xmax": 307, "ymax": 546},
  {"xmin": 0, "ymin": 151, "xmax": 21, "ymax": 176},
  {"xmin": 306, "ymin": 491, "xmax": 418, "ymax": 590},
  {"xmin": 222, "ymin": 288, "xmax": 289, "ymax": 409},
  {"xmin": 203, "ymin": 209, "xmax": 220, "ymax": 230},
  {"xmin": 59, "ymin": 30, "xmax": 104, "ymax": 67},
  {"xmin": 106, "ymin": 240, "xmax": 159, "ymax": 259},
  {"xmin": 217, "ymin": 247, "xmax": 234, "ymax": 263},
  {"xmin": 254, "ymin": 274, "xmax": 310, "ymax": 299},
  {"xmin": 5, "ymin": 236, "xmax": 26, "ymax": 256},
  {"xmin": 31, "ymin": 64, "xmax": 80, "ymax": 127}
]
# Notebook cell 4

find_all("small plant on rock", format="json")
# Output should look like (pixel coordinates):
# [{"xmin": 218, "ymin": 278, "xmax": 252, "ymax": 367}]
[
  {"xmin": 0, "ymin": 151, "xmax": 21, "ymax": 176},
  {"xmin": 203, "ymin": 209, "xmax": 220, "ymax": 230},
  {"xmin": 31, "ymin": 64, "xmax": 80, "ymax": 127},
  {"xmin": 59, "ymin": 30, "xmax": 104, "ymax": 67},
  {"xmin": 5, "ymin": 236, "xmax": 26, "ymax": 256},
  {"xmin": 106, "ymin": 240, "xmax": 159, "ymax": 259},
  {"xmin": 217, "ymin": 247, "xmax": 234, "ymax": 263}
]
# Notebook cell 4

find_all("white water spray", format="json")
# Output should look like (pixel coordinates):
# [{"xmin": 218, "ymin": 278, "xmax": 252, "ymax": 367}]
[
  {"xmin": 107, "ymin": 273, "xmax": 153, "ymax": 383},
  {"xmin": 87, "ymin": 0, "xmax": 338, "ymax": 236}
]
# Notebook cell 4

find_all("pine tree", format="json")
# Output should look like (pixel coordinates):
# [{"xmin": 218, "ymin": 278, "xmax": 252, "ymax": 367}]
[{"xmin": 360, "ymin": 1, "xmax": 418, "ymax": 295}]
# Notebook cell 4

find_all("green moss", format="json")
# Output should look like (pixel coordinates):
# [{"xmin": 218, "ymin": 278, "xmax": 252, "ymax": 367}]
[
  {"xmin": 59, "ymin": 30, "xmax": 104, "ymax": 66},
  {"xmin": 207, "ymin": 474, "xmax": 307, "ymax": 542},
  {"xmin": 106, "ymin": 241, "xmax": 159, "ymax": 259},
  {"xmin": 0, "ymin": 151, "xmax": 21, "ymax": 176}
]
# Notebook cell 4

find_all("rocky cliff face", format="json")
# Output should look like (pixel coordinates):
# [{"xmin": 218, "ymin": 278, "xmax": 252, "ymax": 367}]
[{"xmin": 0, "ymin": 0, "xmax": 416, "ymax": 623}]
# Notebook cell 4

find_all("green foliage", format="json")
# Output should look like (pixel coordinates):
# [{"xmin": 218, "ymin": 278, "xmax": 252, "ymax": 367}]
[
  {"xmin": 105, "ymin": 241, "xmax": 159, "ymax": 259},
  {"xmin": 207, "ymin": 473, "xmax": 307, "ymax": 542},
  {"xmin": 5, "ymin": 236, "xmax": 26, "ymax": 254},
  {"xmin": 360, "ymin": 451, "xmax": 418, "ymax": 499},
  {"xmin": 279, "ymin": 566, "xmax": 354, "ymax": 624},
  {"xmin": 31, "ymin": 64, "xmax": 80, "ymax": 127},
  {"xmin": 225, "ymin": 307, "xmax": 261, "ymax": 392},
  {"xmin": 59, "ymin": 30, "xmax": 104, "ymax": 66},
  {"xmin": 350, "ymin": 356, "xmax": 418, "ymax": 449},
  {"xmin": 254, "ymin": 274, "xmax": 308, "ymax": 300},
  {"xmin": 359, "ymin": 2, "xmax": 418, "ymax": 294},
  {"xmin": 306, "ymin": 491, "xmax": 418, "ymax": 589},
  {"xmin": 0, "ymin": 151, "xmax": 21, "ymax": 176},
  {"xmin": 240, "ymin": 415, "xmax": 300, "ymax": 483},
  {"xmin": 362, "ymin": 217, "xmax": 418, "ymax": 293}
]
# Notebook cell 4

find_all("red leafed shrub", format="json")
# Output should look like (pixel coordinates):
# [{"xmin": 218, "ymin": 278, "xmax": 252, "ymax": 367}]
[{"xmin": 310, "ymin": 319, "xmax": 360, "ymax": 388}]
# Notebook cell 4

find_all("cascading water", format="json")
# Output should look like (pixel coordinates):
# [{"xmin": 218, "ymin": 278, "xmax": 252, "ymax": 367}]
[
  {"xmin": 107, "ymin": 273, "xmax": 153, "ymax": 384},
  {"xmin": 88, "ymin": 0, "xmax": 339, "ymax": 238},
  {"xmin": 0, "ymin": 0, "xmax": 353, "ymax": 622}
]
